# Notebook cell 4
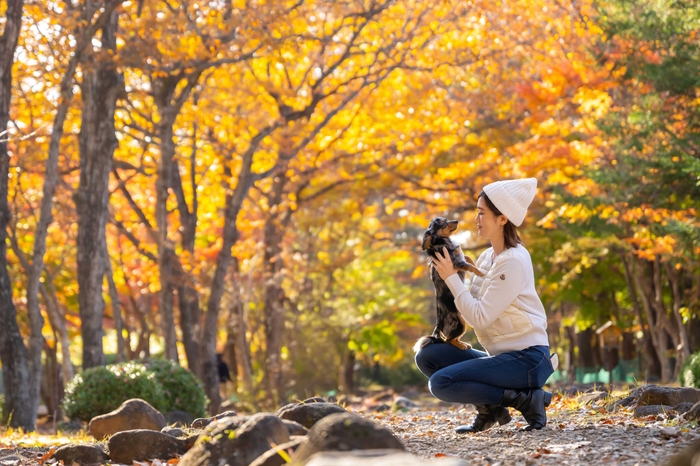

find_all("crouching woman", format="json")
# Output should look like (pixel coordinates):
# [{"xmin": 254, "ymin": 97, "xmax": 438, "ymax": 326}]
[{"xmin": 415, "ymin": 178, "xmax": 556, "ymax": 432}]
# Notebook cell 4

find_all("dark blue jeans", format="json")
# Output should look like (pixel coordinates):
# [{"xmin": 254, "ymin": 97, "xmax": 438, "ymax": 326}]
[{"xmin": 415, "ymin": 343, "xmax": 554, "ymax": 405}]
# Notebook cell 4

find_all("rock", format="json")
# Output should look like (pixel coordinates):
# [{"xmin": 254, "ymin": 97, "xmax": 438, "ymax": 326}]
[
  {"xmin": 561, "ymin": 386, "xmax": 582, "ymax": 396},
  {"xmin": 660, "ymin": 427, "xmax": 680, "ymax": 439},
  {"xmin": 577, "ymin": 391, "xmax": 607, "ymax": 405},
  {"xmin": 166, "ymin": 409, "xmax": 195, "ymax": 427},
  {"xmin": 637, "ymin": 386, "xmax": 700, "ymax": 407},
  {"xmin": 683, "ymin": 401, "xmax": 700, "ymax": 421},
  {"xmin": 304, "ymin": 449, "xmax": 468, "ymax": 465},
  {"xmin": 374, "ymin": 404, "xmax": 392, "ymax": 412},
  {"xmin": 88, "ymin": 398, "xmax": 166, "ymax": 439},
  {"xmin": 107, "ymin": 429, "xmax": 189, "ymax": 463},
  {"xmin": 393, "ymin": 396, "xmax": 418, "ymax": 409},
  {"xmin": 249, "ymin": 437, "xmax": 307, "ymax": 466},
  {"xmin": 51, "ymin": 444, "xmax": 109, "ymax": 465},
  {"xmin": 180, "ymin": 413, "xmax": 290, "ymax": 466},
  {"xmin": 673, "ymin": 402, "xmax": 696, "ymax": 415},
  {"xmin": 292, "ymin": 412, "xmax": 404, "ymax": 464},
  {"xmin": 666, "ymin": 438, "xmax": 700, "ymax": 466},
  {"xmin": 282, "ymin": 419, "xmax": 308, "ymax": 436},
  {"xmin": 301, "ymin": 397, "xmax": 328, "ymax": 404},
  {"xmin": 191, "ymin": 410, "xmax": 238, "ymax": 429},
  {"xmin": 162, "ymin": 426, "xmax": 186, "ymax": 437},
  {"xmin": 633, "ymin": 404, "xmax": 674, "ymax": 418},
  {"xmin": 277, "ymin": 402, "xmax": 348, "ymax": 429}
]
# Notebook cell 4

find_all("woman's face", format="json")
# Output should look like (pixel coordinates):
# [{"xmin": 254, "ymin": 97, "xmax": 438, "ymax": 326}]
[{"xmin": 475, "ymin": 196, "xmax": 506, "ymax": 240}]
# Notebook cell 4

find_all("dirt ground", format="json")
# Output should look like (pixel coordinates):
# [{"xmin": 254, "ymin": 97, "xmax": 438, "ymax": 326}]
[{"xmin": 367, "ymin": 402, "xmax": 699, "ymax": 465}]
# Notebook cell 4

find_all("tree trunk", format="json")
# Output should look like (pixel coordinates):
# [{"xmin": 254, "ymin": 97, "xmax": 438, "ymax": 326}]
[
  {"xmin": 577, "ymin": 327, "xmax": 596, "ymax": 368},
  {"xmin": 0, "ymin": 0, "xmax": 35, "ymax": 431},
  {"xmin": 262, "ymin": 171, "xmax": 287, "ymax": 405},
  {"xmin": 664, "ymin": 262, "xmax": 690, "ymax": 375},
  {"xmin": 631, "ymin": 257, "xmax": 671, "ymax": 382},
  {"xmin": 228, "ymin": 262, "xmax": 256, "ymax": 407},
  {"xmin": 40, "ymin": 281, "xmax": 74, "ymax": 385},
  {"xmin": 199, "ymin": 128, "xmax": 276, "ymax": 414},
  {"xmin": 339, "ymin": 348, "xmax": 355, "ymax": 394},
  {"xmin": 77, "ymin": 10, "xmax": 121, "ymax": 369},
  {"xmin": 105, "ymin": 248, "xmax": 125, "ymax": 363}
]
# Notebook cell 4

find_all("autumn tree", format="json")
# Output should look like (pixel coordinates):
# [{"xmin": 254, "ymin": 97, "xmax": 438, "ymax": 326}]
[{"xmin": 0, "ymin": 0, "xmax": 33, "ymax": 430}]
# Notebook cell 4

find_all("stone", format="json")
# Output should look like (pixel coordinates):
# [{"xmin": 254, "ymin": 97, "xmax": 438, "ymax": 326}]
[
  {"xmin": 673, "ymin": 402, "xmax": 696, "ymax": 415},
  {"xmin": 162, "ymin": 426, "xmax": 187, "ymax": 437},
  {"xmin": 282, "ymin": 419, "xmax": 308, "ymax": 436},
  {"xmin": 637, "ymin": 386, "xmax": 700, "ymax": 408},
  {"xmin": 277, "ymin": 402, "xmax": 348, "ymax": 429},
  {"xmin": 107, "ymin": 429, "xmax": 189, "ymax": 464},
  {"xmin": 88, "ymin": 398, "xmax": 166, "ymax": 439},
  {"xmin": 304, "ymin": 450, "xmax": 468, "ymax": 465},
  {"xmin": 660, "ymin": 427, "xmax": 680, "ymax": 438},
  {"xmin": 393, "ymin": 396, "xmax": 418, "ymax": 409},
  {"xmin": 248, "ymin": 437, "xmax": 307, "ymax": 466},
  {"xmin": 292, "ymin": 412, "xmax": 404, "ymax": 464},
  {"xmin": 191, "ymin": 410, "xmax": 238, "ymax": 429},
  {"xmin": 633, "ymin": 404, "xmax": 674, "ymax": 418},
  {"xmin": 51, "ymin": 444, "xmax": 109, "ymax": 465},
  {"xmin": 166, "ymin": 409, "xmax": 195, "ymax": 427},
  {"xmin": 180, "ymin": 413, "xmax": 290, "ymax": 466}
]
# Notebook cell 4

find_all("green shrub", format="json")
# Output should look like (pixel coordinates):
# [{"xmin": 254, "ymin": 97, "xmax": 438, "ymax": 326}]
[
  {"xmin": 679, "ymin": 350, "xmax": 700, "ymax": 389},
  {"xmin": 144, "ymin": 359, "xmax": 207, "ymax": 418},
  {"xmin": 62, "ymin": 362, "xmax": 164, "ymax": 421}
]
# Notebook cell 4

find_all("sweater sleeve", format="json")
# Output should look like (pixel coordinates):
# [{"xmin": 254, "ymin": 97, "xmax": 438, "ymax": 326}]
[{"xmin": 444, "ymin": 256, "xmax": 525, "ymax": 330}]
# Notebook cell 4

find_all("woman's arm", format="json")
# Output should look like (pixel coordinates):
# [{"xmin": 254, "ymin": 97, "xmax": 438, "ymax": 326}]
[{"xmin": 433, "ymin": 247, "xmax": 525, "ymax": 330}]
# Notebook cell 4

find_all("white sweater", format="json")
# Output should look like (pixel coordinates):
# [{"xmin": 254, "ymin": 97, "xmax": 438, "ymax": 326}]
[{"xmin": 444, "ymin": 244, "xmax": 549, "ymax": 355}]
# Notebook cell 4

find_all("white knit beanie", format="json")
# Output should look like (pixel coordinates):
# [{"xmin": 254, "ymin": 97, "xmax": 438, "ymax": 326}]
[{"xmin": 482, "ymin": 178, "xmax": 538, "ymax": 227}]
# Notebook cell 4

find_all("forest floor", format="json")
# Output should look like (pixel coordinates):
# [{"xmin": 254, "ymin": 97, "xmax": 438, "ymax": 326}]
[
  {"xmin": 365, "ymin": 391, "xmax": 699, "ymax": 466},
  {"xmin": 0, "ymin": 388, "xmax": 698, "ymax": 465}
]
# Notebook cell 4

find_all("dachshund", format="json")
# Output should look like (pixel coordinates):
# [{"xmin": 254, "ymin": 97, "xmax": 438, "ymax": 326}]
[{"xmin": 413, "ymin": 217, "xmax": 485, "ymax": 352}]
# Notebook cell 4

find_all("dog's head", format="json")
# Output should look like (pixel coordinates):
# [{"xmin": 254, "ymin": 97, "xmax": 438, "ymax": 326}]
[{"xmin": 421, "ymin": 217, "xmax": 458, "ymax": 250}]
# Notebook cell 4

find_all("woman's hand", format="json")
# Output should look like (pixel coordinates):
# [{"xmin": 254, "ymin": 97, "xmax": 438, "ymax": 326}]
[{"xmin": 432, "ymin": 247, "xmax": 458, "ymax": 280}]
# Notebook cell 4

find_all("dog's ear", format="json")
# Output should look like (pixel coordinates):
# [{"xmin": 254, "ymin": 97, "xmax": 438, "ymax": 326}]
[{"xmin": 421, "ymin": 232, "xmax": 432, "ymax": 250}]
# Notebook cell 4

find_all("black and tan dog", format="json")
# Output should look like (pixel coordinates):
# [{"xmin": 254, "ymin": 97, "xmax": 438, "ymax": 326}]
[{"xmin": 414, "ymin": 217, "xmax": 484, "ymax": 352}]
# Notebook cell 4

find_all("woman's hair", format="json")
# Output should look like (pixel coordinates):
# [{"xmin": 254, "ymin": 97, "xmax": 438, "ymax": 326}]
[{"xmin": 478, "ymin": 191, "xmax": 522, "ymax": 249}]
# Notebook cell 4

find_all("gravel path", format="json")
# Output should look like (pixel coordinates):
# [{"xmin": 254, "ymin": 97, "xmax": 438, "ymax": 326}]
[{"xmin": 365, "ymin": 405, "xmax": 699, "ymax": 466}]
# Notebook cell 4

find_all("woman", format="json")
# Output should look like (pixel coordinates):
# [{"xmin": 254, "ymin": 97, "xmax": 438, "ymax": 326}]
[{"xmin": 415, "ymin": 178, "xmax": 555, "ymax": 432}]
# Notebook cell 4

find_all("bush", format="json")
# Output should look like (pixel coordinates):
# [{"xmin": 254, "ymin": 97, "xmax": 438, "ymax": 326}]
[
  {"xmin": 144, "ymin": 359, "xmax": 207, "ymax": 418},
  {"xmin": 63, "ymin": 362, "xmax": 164, "ymax": 422},
  {"xmin": 62, "ymin": 360, "xmax": 208, "ymax": 421},
  {"xmin": 679, "ymin": 351, "xmax": 700, "ymax": 389}
]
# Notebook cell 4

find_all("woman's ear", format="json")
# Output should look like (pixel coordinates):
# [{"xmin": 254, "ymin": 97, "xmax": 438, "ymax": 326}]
[{"xmin": 499, "ymin": 215, "xmax": 508, "ymax": 226}]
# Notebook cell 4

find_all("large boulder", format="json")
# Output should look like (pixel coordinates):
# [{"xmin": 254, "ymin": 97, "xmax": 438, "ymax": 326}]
[
  {"xmin": 88, "ymin": 398, "xmax": 166, "ymax": 439},
  {"xmin": 107, "ymin": 429, "xmax": 189, "ymax": 464},
  {"xmin": 292, "ymin": 412, "xmax": 404, "ymax": 464},
  {"xmin": 180, "ymin": 413, "xmax": 290, "ymax": 466},
  {"xmin": 637, "ymin": 387, "xmax": 700, "ymax": 407},
  {"xmin": 277, "ymin": 402, "xmax": 348, "ymax": 429}
]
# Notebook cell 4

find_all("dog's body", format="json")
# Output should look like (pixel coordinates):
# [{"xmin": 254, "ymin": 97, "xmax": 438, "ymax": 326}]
[{"xmin": 414, "ymin": 218, "xmax": 485, "ymax": 352}]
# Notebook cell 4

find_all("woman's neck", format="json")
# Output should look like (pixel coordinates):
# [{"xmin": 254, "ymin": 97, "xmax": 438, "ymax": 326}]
[{"xmin": 491, "ymin": 236, "xmax": 506, "ymax": 257}]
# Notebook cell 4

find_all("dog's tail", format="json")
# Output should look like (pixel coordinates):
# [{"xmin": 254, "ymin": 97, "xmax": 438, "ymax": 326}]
[{"xmin": 413, "ymin": 335, "xmax": 442, "ymax": 353}]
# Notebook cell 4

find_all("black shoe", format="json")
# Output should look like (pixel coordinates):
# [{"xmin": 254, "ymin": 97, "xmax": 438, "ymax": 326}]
[
  {"xmin": 455, "ymin": 404, "xmax": 512, "ymax": 434},
  {"xmin": 499, "ymin": 388, "xmax": 547, "ymax": 431}
]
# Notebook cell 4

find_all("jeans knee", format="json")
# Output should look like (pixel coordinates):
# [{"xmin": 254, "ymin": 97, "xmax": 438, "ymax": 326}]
[{"xmin": 428, "ymin": 372, "xmax": 451, "ymax": 398}]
